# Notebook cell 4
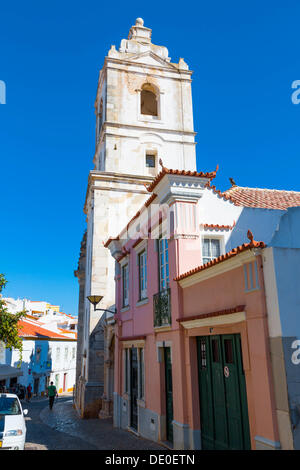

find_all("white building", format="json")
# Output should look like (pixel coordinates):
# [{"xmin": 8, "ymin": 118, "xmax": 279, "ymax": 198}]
[
  {"xmin": 17, "ymin": 317, "xmax": 77, "ymax": 395},
  {"xmin": 1, "ymin": 297, "xmax": 77, "ymax": 395},
  {"xmin": 3, "ymin": 297, "xmax": 77, "ymax": 334}
]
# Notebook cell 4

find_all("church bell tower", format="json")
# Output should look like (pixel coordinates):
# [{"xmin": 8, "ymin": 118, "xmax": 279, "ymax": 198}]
[{"xmin": 75, "ymin": 18, "xmax": 197, "ymax": 418}]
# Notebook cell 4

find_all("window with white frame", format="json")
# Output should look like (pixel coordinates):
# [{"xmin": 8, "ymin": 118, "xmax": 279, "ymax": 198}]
[
  {"xmin": 146, "ymin": 152, "xmax": 156, "ymax": 168},
  {"xmin": 122, "ymin": 263, "xmax": 129, "ymax": 307},
  {"xmin": 158, "ymin": 238, "xmax": 169, "ymax": 291},
  {"xmin": 138, "ymin": 250, "xmax": 147, "ymax": 300},
  {"xmin": 64, "ymin": 347, "xmax": 68, "ymax": 361},
  {"xmin": 56, "ymin": 347, "xmax": 60, "ymax": 362},
  {"xmin": 202, "ymin": 238, "xmax": 221, "ymax": 264}
]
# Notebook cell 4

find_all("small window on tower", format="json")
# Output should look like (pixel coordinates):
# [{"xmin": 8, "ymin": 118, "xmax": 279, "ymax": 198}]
[{"xmin": 146, "ymin": 153, "xmax": 156, "ymax": 168}]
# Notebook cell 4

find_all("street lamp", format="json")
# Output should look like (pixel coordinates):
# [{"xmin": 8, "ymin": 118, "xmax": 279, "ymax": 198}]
[{"xmin": 86, "ymin": 295, "xmax": 116, "ymax": 314}]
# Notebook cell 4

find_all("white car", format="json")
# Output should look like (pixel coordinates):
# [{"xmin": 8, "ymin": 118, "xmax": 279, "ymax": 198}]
[{"xmin": 0, "ymin": 393, "xmax": 28, "ymax": 450}]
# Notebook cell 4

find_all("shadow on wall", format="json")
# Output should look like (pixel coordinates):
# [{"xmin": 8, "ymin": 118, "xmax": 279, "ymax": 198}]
[
  {"xmin": 269, "ymin": 207, "xmax": 300, "ymax": 248},
  {"xmin": 226, "ymin": 207, "xmax": 285, "ymax": 251},
  {"xmin": 81, "ymin": 315, "xmax": 105, "ymax": 419}
]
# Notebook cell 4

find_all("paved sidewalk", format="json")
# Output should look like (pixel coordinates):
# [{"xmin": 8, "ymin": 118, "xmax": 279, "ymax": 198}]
[{"xmin": 39, "ymin": 396, "xmax": 164, "ymax": 450}]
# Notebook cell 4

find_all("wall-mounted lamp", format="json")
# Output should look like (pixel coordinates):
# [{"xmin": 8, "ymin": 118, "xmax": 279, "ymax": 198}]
[{"xmin": 86, "ymin": 295, "xmax": 116, "ymax": 315}]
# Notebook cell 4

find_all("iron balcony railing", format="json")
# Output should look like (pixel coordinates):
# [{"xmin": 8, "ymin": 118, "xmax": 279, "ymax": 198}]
[{"xmin": 153, "ymin": 288, "xmax": 171, "ymax": 327}]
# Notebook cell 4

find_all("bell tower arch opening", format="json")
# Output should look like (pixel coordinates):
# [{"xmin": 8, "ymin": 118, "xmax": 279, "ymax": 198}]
[{"xmin": 140, "ymin": 83, "xmax": 159, "ymax": 117}]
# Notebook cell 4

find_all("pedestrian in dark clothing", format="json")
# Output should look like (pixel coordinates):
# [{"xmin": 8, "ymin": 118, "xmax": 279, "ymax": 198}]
[
  {"xmin": 47, "ymin": 382, "xmax": 58, "ymax": 410},
  {"xmin": 26, "ymin": 384, "xmax": 32, "ymax": 402}
]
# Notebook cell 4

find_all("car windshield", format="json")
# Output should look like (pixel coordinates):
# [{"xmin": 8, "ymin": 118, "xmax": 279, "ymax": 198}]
[{"xmin": 0, "ymin": 397, "xmax": 21, "ymax": 415}]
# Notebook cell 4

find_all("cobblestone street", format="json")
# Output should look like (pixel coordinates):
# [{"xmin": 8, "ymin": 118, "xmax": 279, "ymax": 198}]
[{"xmin": 23, "ymin": 394, "xmax": 164, "ymax": 450}]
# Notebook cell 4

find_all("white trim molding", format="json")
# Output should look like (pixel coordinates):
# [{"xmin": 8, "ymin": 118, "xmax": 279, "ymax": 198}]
[{"xmin": 180, "ymin": 311, "xmax": 246, "ymax": 330}]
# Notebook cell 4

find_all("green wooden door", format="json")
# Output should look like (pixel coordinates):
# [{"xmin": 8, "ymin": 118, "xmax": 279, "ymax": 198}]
[
  {"xmin": 210, "ymin": 336, "xmax": 229, "ymax": 450},
  {"xmin": 197, "ymin": 334, "xmax": 251, "ymax": 450},
  {"xmin": 164, "ymin": 347, "xmax": 173, "ymax": 442},
  {"xmin": 197, "ymin": 337, "xmax": 214, "ymax": 449},
  {"xmin": 130, "ymin": 347, "xmax": 138, "ymax": 430}
]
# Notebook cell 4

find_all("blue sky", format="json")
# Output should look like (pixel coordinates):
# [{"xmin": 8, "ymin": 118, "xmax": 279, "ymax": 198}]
[{"xmin": 1, "ymin": 0, "xmax": 300, "ymax": 315}]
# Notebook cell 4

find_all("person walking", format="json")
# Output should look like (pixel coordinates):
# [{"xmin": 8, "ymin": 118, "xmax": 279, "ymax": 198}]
[
  {"xmin": 26, "ymin": 384, "xmax": 32, "ymax": 402},
  {"xmin": 47, "ymin": 381, "xmax": 58, "ymax": 410}
]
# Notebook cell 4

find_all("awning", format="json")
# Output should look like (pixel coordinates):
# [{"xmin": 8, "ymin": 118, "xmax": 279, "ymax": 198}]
[{"xmin": 0, "ymin": 364, "xmax": 23, "ymax": 380}]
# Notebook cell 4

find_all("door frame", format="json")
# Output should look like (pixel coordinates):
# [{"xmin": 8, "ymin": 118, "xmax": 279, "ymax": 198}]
[{"xmin": 197, "ymin": 333, "xmax": 251, "ymax": 450}]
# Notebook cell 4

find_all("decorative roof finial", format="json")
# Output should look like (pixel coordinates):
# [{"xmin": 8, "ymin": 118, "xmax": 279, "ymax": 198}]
[
  {"xmin": 247, "ymin": 230, "xmax": 254, "ymax": 243},
  {"xmin": 159, "ymin": 158, "xmax": 167, "ymax": 171},
  {"xmin": 128, "ymin": 17, "xmax": 152, "ymax": 44}
]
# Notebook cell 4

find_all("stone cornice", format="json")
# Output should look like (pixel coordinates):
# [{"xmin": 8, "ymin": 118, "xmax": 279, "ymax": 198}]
[
  {"xmin": 103, "ymin": 121, "xmax": 196, "ymax": 136},
  {"xmin": 93, "ymin": 122, "xmax": 196, "ymax": 164},
  {"xmin": 95, "ymin": 121, "xmax": 197, "ymax": 152},
  {"xmin": 104, "ymin": 56, "xmax": 193, "ymax": 78},
  {"xmin": 83, "ymin": 171, "xmax": 154, "ymax": 214}
]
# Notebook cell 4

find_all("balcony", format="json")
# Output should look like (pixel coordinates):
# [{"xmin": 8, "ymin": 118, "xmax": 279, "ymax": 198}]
[{"xmin": 153, "ymin": 288, "xmax": 171, "ymax": 328}]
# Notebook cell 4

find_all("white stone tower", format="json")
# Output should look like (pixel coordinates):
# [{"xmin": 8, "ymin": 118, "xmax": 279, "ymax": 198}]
[{"xmin": 75, "ymin": 18, "xmax": 197, "ymax": 418}]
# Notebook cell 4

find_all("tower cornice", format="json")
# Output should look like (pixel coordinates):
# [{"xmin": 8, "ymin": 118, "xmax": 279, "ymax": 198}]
[{"xmin": 83, "ymin": 171, "xmax": 154, "ymax": 215}]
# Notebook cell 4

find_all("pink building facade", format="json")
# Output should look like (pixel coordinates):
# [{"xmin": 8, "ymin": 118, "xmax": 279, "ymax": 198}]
[{"xmin": 106, "ymin": 166, "xmax": 297, "ymax": 450}]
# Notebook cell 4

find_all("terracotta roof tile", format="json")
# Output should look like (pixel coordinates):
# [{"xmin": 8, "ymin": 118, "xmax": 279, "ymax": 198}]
[
  {"xmin": 104, "ymin": 193, "xmax": 158, "ymax": 250},
  {"xmin": 18, "ymin": 320, "xmax": 75, "ymax": 340},
  {"xmin": 176, "ymin": 305, "xmax": 245, "ymax": 323},
  {"xmin": 104, "ymin": 236, "xmax": 119, "ymax": 248},
  {"xmin": 58, "ymin": 328, "xmax": 77, "ymax": 339},
  {"xmin": 202, "ymin": 222, "xmax": 235, "ymax": 231},
  {"xmin": 146, "ymin": 165, "xmax": 219, "ymax": 193},
  {"xmin": 209, "ymin": 184, "xmax": 300, "ymax": 210},
  {"xmin": 104, "ymin": 167, "xmax": 219, "ymax": 249},
  {"xmin": 175, "ymin": 238, "xmax": 265, "ymax": 282}
]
